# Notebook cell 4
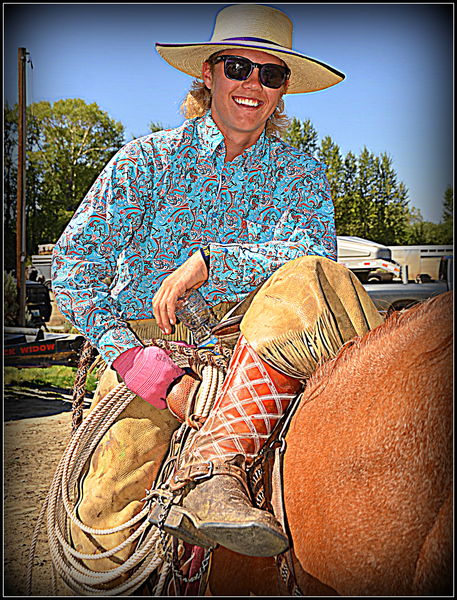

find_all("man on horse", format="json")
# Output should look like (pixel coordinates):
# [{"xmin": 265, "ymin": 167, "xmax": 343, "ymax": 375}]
[{"xmin": 52, "ymin": 4, "xmax": 374, "ymax": 558}]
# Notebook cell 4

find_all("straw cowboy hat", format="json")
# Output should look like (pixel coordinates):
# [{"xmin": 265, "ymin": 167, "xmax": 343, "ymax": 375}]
[{"xmin": 155, "ymin": 4, "xmax": 345, "ymax": 94}]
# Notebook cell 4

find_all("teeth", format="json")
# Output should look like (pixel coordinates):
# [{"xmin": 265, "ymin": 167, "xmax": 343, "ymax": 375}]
[{"xmin": 234, "ymin": 97, "xmax": 260, "ymax": 107}]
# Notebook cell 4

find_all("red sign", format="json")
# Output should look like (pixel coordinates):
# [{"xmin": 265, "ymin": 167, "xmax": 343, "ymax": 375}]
[{"xmin": 4, "ymin": 342, "xmax": 56, "ymax": 357}]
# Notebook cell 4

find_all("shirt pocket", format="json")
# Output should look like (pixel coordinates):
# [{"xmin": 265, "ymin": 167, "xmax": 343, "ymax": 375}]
[{"xmin": 242, "ymin": 218, "xmax": 273, "ymax": 244}]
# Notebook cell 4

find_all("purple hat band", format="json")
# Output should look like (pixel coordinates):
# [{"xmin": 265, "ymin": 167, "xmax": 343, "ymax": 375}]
[{"xmin": 222, "ymin": 36, "xmax": 282, "ymax": 47}]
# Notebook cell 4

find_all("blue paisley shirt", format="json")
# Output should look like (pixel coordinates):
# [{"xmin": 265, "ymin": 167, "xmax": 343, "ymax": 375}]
[{"xmin": 52, "ymin": 113, "xmax": 336, "ymax": 365}]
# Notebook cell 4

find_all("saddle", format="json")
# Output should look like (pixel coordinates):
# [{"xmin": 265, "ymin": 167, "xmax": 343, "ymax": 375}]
[{"xmin": 59, "ymin": 256, "xmax": 383, "ymax": 595}]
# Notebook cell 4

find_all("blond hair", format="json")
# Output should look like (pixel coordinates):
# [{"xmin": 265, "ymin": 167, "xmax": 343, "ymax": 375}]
[{"xmin": 180, "ymin": 58, "xmax": 290, "ymax": 138}]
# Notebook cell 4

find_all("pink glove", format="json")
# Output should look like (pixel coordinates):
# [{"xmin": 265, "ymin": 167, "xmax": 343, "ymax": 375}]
[{"xmin": 112, "ymin": 345, "xmax": 184, "ymax": 409}]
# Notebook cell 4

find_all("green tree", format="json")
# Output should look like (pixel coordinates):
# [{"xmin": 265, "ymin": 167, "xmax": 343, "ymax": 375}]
[
  {"xmin": 149, "ymin": 121, "xmax": 165, "ymax": 133},
  {"xmin": 348, "ymin": 147, "xmax": 378, "ymax": 239},
  {"xmin": 4, "ymin": 99, "xmax": 125, "ymax": 262},
  {"xmin": 317, "ymin": 136, "xmax": 345, "ymax": 232},
  {"xmin": 370, "ymin": 153, "xmax": 409, "ymax": 245},
  {"xmin": 3, "ymin": 104, "xmax": 46, "ymax": 271},
  {"xmin": 281, "ymin": 117, "xmax": 318, "ymax": 155},
  {"xmin": 404, "ymin": 187, "xmax": 453, "ymax": 244},
  {"xmin": 440, "ymin": 186, "xmax": 453, "ymax": 243},
  {"xmin": 29, "ymin": 99, "xmax": 125, "ymax": 240},
  {"xmin": 340, "ymin": 151, "xmax": 360, "ymax": 235},
  {"xmin": 282, "ymin": 118, "xmax": 412, "ymax": 245},
  {"xmin": 3, "ymin": 104, "xmax": 18, "ymax": 271},
  {"xmin": 318, "ymin": 136, "xmax": 344, "ymax": 201}
]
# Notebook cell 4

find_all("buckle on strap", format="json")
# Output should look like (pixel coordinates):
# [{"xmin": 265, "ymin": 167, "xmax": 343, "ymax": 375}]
[{"xmin": 193, "ymin": 460, "xmax": 214, "ymax": 481}]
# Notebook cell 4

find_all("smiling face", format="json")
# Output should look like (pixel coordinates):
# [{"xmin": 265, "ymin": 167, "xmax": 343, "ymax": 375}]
[{"xmin": 202, "ymin": 48, "xmax": 289, "ymax": 149}]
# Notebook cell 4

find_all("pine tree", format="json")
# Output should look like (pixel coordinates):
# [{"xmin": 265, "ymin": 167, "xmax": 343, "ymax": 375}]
[{"xmin": 281, "ymin": 117, "xmax": 318, "ymax": 155}]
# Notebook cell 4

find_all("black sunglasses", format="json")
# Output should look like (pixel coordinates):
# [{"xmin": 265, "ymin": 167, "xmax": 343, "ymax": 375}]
[{"xmin": 212, "ymin": 55, "xmax": 290, "ymax": 89}]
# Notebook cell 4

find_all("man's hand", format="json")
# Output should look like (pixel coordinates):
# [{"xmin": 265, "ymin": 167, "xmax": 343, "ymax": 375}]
[
  {"xmin": 112, "ymin": 345, "xmax": 184, "ymax": 409},
  {"xmin": 152, "ymin": 250, "xmax": 209, "ymax": 334}
]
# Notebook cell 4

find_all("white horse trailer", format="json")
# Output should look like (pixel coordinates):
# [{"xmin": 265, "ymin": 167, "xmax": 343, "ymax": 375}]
[{"xmin": 387, "ymin": 245, "xmax": 454, "ymax": 281}]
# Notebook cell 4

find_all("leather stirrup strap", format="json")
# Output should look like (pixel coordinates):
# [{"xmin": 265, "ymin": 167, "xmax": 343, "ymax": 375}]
[{"xmin": 169, "ymin": 459, "xmax": 250, "ymax": 496}]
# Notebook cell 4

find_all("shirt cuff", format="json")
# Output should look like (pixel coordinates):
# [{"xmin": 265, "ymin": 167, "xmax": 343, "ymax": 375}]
[{"xmin": 96, "ymin": 326, "xmax": 144, "ymax": 366}]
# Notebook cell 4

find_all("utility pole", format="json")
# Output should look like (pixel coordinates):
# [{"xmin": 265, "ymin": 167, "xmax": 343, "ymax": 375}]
[{"xmin": 16, "ymin": 47, "xmax": 27, "ymax": 326}]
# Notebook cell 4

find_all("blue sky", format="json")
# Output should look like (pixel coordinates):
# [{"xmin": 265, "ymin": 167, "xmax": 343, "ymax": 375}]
[{"xmin": 4, "ymin": 3, "xmax": 453, "ymax": 224}]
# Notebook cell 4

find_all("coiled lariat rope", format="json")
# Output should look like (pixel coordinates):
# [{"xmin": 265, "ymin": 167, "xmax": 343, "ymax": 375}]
[{"xmin": 27, "ymin": 338, "xmax": 231, "ymax": 596}]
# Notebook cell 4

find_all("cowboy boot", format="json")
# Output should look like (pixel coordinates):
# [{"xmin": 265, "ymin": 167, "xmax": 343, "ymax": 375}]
[{"xmin": 151, "ymin": 334, "xmax": 302, "ymax": 557}]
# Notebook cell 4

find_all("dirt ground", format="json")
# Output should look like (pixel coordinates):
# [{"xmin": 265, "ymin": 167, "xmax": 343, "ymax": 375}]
[
  {"xmin": 4, "ymin": 298, "xmax": 87, "ymax": 596},
  {"xmin": 4, "ymin": 410, "xmax": 87, "ymax": 597}
]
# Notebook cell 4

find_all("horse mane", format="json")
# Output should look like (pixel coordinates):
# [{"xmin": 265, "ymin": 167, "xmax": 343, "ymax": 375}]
[{"xmin": 302, "ymin": 292, "xmax": 452, "ymax": 403}]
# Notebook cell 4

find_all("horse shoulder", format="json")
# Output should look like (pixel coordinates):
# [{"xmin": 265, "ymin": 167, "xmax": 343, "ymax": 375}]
[{"xmin": 282, "ymin": 292, "xmax": 453, "ymax": 596}]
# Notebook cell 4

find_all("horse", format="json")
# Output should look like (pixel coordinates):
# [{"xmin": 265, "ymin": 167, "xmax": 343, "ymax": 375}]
[
  {"xmin": 206, "ymin": 291, "xmax": 453, "ymax": 596},
  {"xmin": 40, "ymin": 285, "xmax": 452, "ymax": 596}
]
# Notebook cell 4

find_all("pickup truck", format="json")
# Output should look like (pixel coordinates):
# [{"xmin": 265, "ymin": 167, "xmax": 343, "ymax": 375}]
[{"xmin": 363, "ymin": 256, "xmax": 453, "ymax": 316}]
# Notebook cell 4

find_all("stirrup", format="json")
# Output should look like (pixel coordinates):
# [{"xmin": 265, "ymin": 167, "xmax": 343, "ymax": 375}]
[
  {"xmin": 148, "ymin": 501, "xmax": 215, "ymax": 548},
  {"xmin": 162, "ymin": 503, "xmax": 289, "ymax": 557}
]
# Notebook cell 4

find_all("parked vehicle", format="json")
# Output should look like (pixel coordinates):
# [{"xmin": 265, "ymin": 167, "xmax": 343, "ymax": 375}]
[
  {"xmin": 388, "ymin": 244, "xmax": 453, "ymax": 282},
  {"xmin": 36, "ymin": 238, "xmax": 403, "ymax": 289},
  {"xmin": 366, "ymin": 268, "xmax": 395, "ymax": 283},
  {"xmin": 27, "ymin": 238, "xmax": 453, "ymax": 319},
  {"xmin": 31, "ymin": 250, "xmax": 53, "ymax": 288},
  {"xmin": 4, "ymin": 327, "xmax": 86, "ymax": 368},
  {"xmin": 337, "ymin": 236, "xmax": 402, "ymax": 283},
  {"xmin": 26, "ymin": 280, "xmax": 52, "ymax": 324},
  {"xmin": 363, "ymin": 256, "xmax": 453, "ymax": 316}
]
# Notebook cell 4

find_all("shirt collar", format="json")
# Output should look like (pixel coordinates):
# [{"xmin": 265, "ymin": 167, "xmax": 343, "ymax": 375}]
[
  {"xmin": 196, "ymin": 111, "xmax": 268, "ymax": 163},
  {"xmin": 196, "ymin": 112, "xmax": 225, "ymax": 155}
]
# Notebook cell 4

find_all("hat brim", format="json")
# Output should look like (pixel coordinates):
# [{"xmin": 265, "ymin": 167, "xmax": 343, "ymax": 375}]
[{"xmin": 156, "ymin": 41, "xmax": 345, "ymax": 93}]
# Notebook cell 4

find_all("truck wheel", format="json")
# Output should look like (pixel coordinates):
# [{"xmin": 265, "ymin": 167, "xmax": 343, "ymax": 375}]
[
  {"xmin": 368, "ymin": 275, "xmax": 382, "ymax": 283},
  {"xmin": 388, "ymin": 299, "xmax": 418, "ymax": 316}
]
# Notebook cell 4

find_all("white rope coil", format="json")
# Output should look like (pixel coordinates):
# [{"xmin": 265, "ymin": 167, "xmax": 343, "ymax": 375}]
[
  {"xmin": 27, "ymin": 382, "xmax": 169, "ymax": 595},
  {"xmin": 27, "ymin": 350, "xmax": 227, "ymax": 596}
]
